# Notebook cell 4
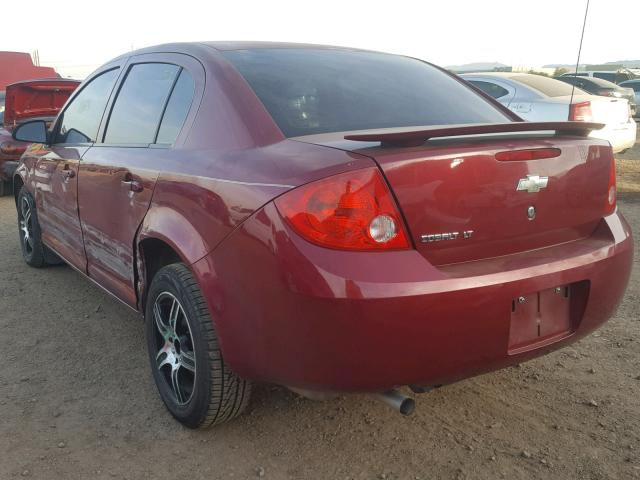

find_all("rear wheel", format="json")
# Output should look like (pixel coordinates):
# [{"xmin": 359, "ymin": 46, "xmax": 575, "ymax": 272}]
[{"xmin": 145, "ymin": 263, "xmax": 251, "ymax": 429}]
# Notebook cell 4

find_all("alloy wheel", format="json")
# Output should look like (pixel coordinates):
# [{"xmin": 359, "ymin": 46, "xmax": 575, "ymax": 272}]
[
  {"xmin": 19, "ymin": 197, "xmax": 34, "ymax": 255},
  {"xmin": 152, "ymin": 292, "xmax": 197, "ymax": 405}
]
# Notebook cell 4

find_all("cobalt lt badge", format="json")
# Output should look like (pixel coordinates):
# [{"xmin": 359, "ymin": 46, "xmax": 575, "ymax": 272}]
[{"xmin": 527, "ymin": 205, "xmax": 536, "ymax": 220}]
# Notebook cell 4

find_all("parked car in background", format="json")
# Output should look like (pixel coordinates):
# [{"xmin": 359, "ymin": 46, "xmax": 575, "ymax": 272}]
[
  {"xmin": 559, "ymin": 70, "xmax": 636, "ymax": 84},
  {"xmin": 619, "ymin": 79, "xmax": 640, "ymax": 114},
  {"xmin": 12, "ymin": 43, "xmax": 632, "ymax": 429},
  {"xmin": 556, "ymin": 75, "xmax": 636, "ymax": 116},
  {"xmin": 461, "ymin": 72, "xmax": 636, "ymax": 153},
  {"xmin": 0, "ymin": 52, "xmax": 59, "ymax": 90},
  {"xmin": 0, "ymin": 79, "xmax": 79, "ymax": 195}
]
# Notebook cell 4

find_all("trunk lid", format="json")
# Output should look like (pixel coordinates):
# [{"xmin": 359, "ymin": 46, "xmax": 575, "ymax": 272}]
[
  {"xmin": 295, "ymin": 124, "xmax": 613, "ymax": 265},
  {"xmin": 3, "ymin": 79, "xmax": 80, "ymax": 129}
]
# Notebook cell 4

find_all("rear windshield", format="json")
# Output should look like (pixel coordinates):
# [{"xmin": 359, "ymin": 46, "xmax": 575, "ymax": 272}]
[
  {"xmin": 512, "ymin": 74, "xmax": 587, "ymax": 97},
  {"xmin": 224, "ymin": 49, "xmax": 511, "ymax": 137}
]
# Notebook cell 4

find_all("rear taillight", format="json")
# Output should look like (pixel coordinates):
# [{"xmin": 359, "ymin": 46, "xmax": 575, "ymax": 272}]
[
  {"xmin": 275, "ymin": 168, "xmax": 410, "ymax": 251},
  {"xmin": 605, "ymin": 149, "xmax": 617, "ymax": 215},
  {"xmin": 495, "ymin": 148, "xmax": 561, "ymax": 161},
  {"xmin": 0, "ymin": 141, "xmax": 27, "ymax": 157},
  {"xmin": 569, "ymin": 101, "xmax": 593, "ymax": 122}
]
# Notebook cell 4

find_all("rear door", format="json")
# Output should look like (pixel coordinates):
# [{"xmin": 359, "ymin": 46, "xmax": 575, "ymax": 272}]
[
  {"xmin": 78, "ymin": 53, "xmax": 198, "ymax": 307},
  {"xmin": 34, "ymin": 67, "xmax": 120, "ymax": 270}
]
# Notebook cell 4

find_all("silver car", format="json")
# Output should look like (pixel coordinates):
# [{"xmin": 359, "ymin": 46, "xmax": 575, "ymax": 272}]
[
  {"xmin": 619, "ymin": 79, "xmax": 640, "ymax": 115},
  {"xmin": 461, "ymin": 72, "xmax": 636, "ymax": 153}
]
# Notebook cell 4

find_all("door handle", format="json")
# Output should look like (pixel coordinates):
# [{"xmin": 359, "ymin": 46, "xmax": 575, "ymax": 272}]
[{"xmin": 121, "ymin": 172, "xmax": 143, "ymax": 193}]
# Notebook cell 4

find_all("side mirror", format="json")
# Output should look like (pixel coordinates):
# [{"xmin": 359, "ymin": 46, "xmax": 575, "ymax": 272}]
[{"xmin": 12, "ymin": 120, "xmax": 48, "ymax": 144}]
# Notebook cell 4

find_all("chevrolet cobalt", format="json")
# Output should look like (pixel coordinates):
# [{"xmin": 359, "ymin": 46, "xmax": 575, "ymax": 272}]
[{"xmin": 12, "ymin": 42, "xmax": 633, "ymax": 428}]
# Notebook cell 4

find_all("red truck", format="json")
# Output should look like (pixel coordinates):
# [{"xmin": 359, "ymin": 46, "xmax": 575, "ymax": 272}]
[{"xmin": 0, "ymin": 78, "xmax": 79, "ymax": 195}]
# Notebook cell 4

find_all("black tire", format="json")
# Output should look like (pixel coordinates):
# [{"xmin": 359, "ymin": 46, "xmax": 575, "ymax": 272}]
[
  {"xmin": 17, "ymin": 187, "xmax": 48, "ymax": 267},
  {"xmin": 145, "ymin": 263, "xmax": 251, "ymax": 429},
  {"xmin": 0, "ymin": 180, "xmax": 8, "ymax": 197}
]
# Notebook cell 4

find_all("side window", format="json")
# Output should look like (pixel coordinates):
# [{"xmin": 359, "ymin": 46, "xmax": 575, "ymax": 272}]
[
  {"xmin": 469, "ymin": 80, "xmax": 509, "ymax": 99},
  {"xmin": 104, "ymin": 63, "xmax": 180, "ymax": 144},
  {"xmin": 54, "ymin": 69, "xmax": 119, "ymax": 144},
  {"xmin": 156, "ymin": 69, "xmax": 195, "ymax": 145}
]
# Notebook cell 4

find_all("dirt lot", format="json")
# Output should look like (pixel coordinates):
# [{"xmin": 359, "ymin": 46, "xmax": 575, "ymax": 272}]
[{"xmin": 1, "ymin": 168, "xmax": 639, "ymax": 480}]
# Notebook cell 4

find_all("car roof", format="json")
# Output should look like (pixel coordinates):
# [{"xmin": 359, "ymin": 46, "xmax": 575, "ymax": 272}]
[
  {"xmin": 200, "ymin": 41, "xmax": 367, "ymax": 51},
  {"xmin": 111, "ymin": 41, "xmax": 374, "ymax": 61},
  {"xmin": 460, "ymin": 72, "xmax": 591, "ymax": 98},
  {"xmin": 459, "ymin": 72, "xmax": 519, "ymax": 79},
  {"xmin": 580, "ymin": 70, "xmax": 627, "ymax": 74},
  {"xmin": 560, "ymin": 75, "xmax": 618, "ymax": 88}
]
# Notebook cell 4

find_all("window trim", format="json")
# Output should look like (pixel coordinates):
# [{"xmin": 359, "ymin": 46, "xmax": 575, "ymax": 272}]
[{"xmin": 152, "ymin": 67, "xmax": 183, "ymax": 145}]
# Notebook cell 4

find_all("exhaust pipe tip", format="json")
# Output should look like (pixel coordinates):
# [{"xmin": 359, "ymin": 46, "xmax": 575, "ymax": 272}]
[
  {"xmin": 374, "ymin": 389, "xmax": 416, "ymax": 416},
  {"xmin": 398, "ymin": 397, "xmax": 416, "ymax": 416}
]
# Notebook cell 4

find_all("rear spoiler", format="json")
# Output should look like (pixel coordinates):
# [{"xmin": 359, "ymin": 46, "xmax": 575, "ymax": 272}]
[{"xmin": 344, "ymin": 122, "xmax": 605, "ymax": 147}]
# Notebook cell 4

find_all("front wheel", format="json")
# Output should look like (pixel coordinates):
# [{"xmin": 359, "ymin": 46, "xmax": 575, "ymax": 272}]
[
  {"xmin": 145, "ymin": 263, "xmax": 251, "ymax": 429},
  {"xmin": 17, "ymin": 187, "xmax": 49, "ymax": 267}
]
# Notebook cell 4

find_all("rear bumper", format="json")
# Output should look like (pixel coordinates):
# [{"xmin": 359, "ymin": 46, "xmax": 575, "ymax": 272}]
[
  {"xmin": 193, "ymin": 205, "xmax": 633, "ymax": 392},
  {"xmin": 590, "ymin": 119, "xmax": 637, "ymax": 153}
]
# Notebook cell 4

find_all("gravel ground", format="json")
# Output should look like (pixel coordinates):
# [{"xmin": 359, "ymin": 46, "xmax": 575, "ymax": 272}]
[{"xmin": 0, "ymin": 191, "xmax": 639, "ymax": 479}]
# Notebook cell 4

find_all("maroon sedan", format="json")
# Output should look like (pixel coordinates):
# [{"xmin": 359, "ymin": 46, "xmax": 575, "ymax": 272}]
[{"xmin": 12, "ymin": 42, "xmax": 632, "ymax": 428}]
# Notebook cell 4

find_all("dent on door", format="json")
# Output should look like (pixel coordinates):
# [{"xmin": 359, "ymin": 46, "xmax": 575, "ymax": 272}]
[{"xmin": 78, "ymin": 150, "xmax": 159, "ymax": 308}]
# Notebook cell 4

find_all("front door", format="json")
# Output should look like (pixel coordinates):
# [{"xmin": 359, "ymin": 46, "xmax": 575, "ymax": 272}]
[
  {"xmin": 78, "ymin": 58, "xmax": 196, "ymax": 308},
  {"xmin": 34, "ymin": 67, "xmax": 121, "ymax": 271},
  {"xmin": 33, "ymin": 144, "xmax": 87, "ymax": 270}
]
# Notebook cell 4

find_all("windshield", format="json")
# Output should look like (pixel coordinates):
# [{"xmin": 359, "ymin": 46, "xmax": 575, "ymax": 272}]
[
  {"xmin": 224, "ymin": 48, "xmax": 511, "ymax": 137},
  {"xmin": 512, "ymin": 75, "xmax": 588, "ymax": 97}
]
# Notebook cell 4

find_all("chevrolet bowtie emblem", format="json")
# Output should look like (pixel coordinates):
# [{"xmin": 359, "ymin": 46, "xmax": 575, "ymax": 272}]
[{"xmin": 516, "ymin": 175, "xmax": 548, "ymax": 193}]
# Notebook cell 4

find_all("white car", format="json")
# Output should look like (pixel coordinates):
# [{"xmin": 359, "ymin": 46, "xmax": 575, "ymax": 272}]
[
  {"xmin": 461, "ymin": 72, "xmax": 636, "ymax": 153},
  {"xmin": 619, "ymin": 79, "xmax": 640, "ymax": 115}
]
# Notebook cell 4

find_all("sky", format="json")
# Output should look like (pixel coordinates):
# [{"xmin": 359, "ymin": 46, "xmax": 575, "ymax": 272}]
[{"xmin": 4, "ymin": 0, "xmax": 639, "ymax": 79}]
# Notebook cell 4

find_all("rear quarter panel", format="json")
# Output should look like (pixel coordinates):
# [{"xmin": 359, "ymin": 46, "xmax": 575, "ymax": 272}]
[{"xmin": 138, "ymin": 141, "xmax": 375, "ymax": 265}]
